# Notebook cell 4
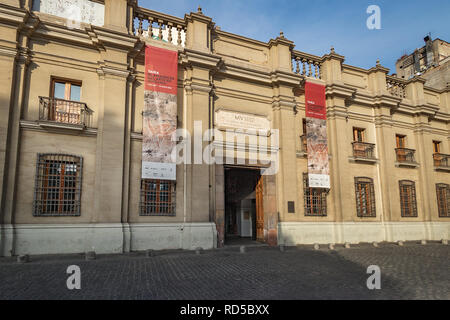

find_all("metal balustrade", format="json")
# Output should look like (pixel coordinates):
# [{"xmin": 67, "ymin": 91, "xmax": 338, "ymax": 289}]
[
  {"xmin": 352, "ymin": 142, "xmax": 376, "ymax": 159},
  {"xmin": 433, "ymin": 153, "xmax": 450, "ymax": 168},
  {"xmin": 395, "ymin": 148, "xmax": 416, "ymax": 163},
  {"xmin": 39, "ymin": 97, "xmax": 93, "ymax": 127}
]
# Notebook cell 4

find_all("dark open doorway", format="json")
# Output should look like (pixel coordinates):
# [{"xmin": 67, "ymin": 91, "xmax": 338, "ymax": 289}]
[{"xmin": 224, "ymin": 166, "xmax": 264, "ymax": 246}]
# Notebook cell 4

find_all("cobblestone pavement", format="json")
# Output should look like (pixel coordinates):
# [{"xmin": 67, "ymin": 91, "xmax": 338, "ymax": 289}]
[{"xmin": 0, "ymin": 242, "xmax": 448, "ymax": 300}]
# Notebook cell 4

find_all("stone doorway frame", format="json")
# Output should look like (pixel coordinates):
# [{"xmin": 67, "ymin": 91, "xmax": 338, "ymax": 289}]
[{"xmin": 214, "ymin": 164, "xmax": 277, "ymax": 247}]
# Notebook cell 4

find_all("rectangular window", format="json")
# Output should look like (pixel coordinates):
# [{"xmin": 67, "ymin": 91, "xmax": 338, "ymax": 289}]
[
  {"xmin": 399, "ymin": 180, "xmax": 418, "ymax": 217},
  {"xmin": 353, "ymin": 127, "xmax": 365, "ymax": 142},
  {"xmin": 433, "ymin": 141, "xmax": 441, "ymax": 153},
  {"xmin": 49, "ymin": 78, "xmax": 83, "ymax": 124},
  {"xmin": 51, "ymin": 78, "xmax": 82, "ymax": 101},
  {"xmin": 140, "ymin": 179, "xmax": 176, "ymax": 216},
  {"xmin": 396, "ymin": 134, "xmax": 406, "ymax": 148},
  {"xmin": 436, "ymin": 183, "xmax": 450, "ymax": 217},
  {"xmin": 355, "ymin": 177, "xmax": 376, "ymax": 217},
  {"xmin": 33, "ymin": 154, "xmax": 82, "ymax": 216},
  {"xmin": 303, "ymin": 173, "xmax": 327, "ymax": 216}
]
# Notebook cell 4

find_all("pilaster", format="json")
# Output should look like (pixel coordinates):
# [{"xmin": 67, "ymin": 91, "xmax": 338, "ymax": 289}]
[
  {"xmin": 184, "ymin": 7, "xmax": 213, "ymax": 53},
  {"xmin": 181, "ymin": 48, "xmax": 221, "ymax": 224},
  {"xmin": 104, "ymin": 0, "xmax": 129, "ymax": 34}
]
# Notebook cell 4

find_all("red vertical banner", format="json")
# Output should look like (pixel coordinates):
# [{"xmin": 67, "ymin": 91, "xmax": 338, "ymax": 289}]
[
  {"xmin": 305, "ymin": 81, "xmax": 330, "ymax": 188},
  {"xmin": 142, "ymin": 45, "xmax": 178, "ymax": 180}
]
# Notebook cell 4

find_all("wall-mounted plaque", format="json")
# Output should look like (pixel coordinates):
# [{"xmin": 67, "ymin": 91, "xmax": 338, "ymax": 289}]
[{"xmin": 215, "ymin": 109, "xmax": 270, "ymax": 135}]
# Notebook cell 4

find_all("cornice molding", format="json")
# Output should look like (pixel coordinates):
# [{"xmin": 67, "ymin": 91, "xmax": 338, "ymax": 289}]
[
  {"xmin": 213, "ymin": 29, "xmax": 269, "ymax": 48},
  {"xmin": 183, "ymin": 79, "xmax": 213, "ymax": 95},
  {"xmin": 0, "ymin": 45, "xmax": 18, "ymax": 59},
  {"xmin": 184, "ymin": 11, "xmax": 214, "ymax": 26},
  {"xmin": 367, "ymin": 65, "xmax": 389, "ymax": 74},
  {"xmin": 97, "ymin": 66, "xmax": 130, "ymax": 79},
  {"xmin": 321, "ymin": 52, "xmax": 345, "ymax": 63},
  {"xmin": 270, "ymin": 70, "xmax": 301, "ymax": 87},
  {"xmin": 180, "ymin": 48, "xmax": 221, "ymax": 70},
  {"xmin": 325, "ymin": 83, "xmax": 356, "ymax": 99},
  {"xmin": 268, "ymin": 35, "xmax": 294, "ymax": 50},
  {"xmin": 0, "ymin": 4, "xmax": 27, "ymax": 26},
  {"xmin": 20, "ymin": 120, "xmax": 98, "ymax": 137},
  {"xmin": 90, "ymin": 25, "xmax": 137, "ymax": 50}
]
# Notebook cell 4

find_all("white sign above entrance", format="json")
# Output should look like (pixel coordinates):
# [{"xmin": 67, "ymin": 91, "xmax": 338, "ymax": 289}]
[{"xmin": 215, "ymin": 109, "xmax": 270, "ymax": 134}]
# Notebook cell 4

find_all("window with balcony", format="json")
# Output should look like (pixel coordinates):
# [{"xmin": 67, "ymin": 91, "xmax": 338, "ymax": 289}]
[
  {"xmin": 52, "ymin": 79, "xmax": 81, "ymax": 101},
  {"xmin": 39, "ymin": 78, "xmax": 93, "ymax": 127},
  {"xmin": 432, "ymin": 141, "xmax": 450, "ymax": 169},
  {"xmin": 303, "ymin": 173, "xmax": 327, "ymax": 216},
  {"xmin": 395, "ymin": 134, "xmax": 416, "ymax": 164},
  {"xmin": 436, "ymin": 183, "xmax": 450, "ymax": 217},
  {"xmin": 399, "ymin": 180, "xmax": 418, "ymax": 217},
  {"xmin": 140, "ymin": 179, "xmax": 176, "ymax": 216},
  {"xmin": 396, "ymin": 134, "xmax": 406, "ymax": 148},
  {"xmin": 353, "ymin": 127, "xmax": 365, "ymax": 142},
  {"xmin": 354, "ymin": 177, "xmax": 376, "ymax": 217},
  {"xmin": 33, "ymin": 154, "xmax": 82, "ymax": 216},
  {"xmin": 351, "ymin": 127, "xmax": 375, "ymax": 160},
  {"xmin": 433, "ymin": 141, "xmax": 441, "ymax": 153}
]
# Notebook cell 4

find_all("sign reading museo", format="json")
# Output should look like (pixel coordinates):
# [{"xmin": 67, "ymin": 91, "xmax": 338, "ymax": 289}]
[
  {"xmin": 142, "ymin": 45, "xmax": 178, "ymax": 180},
  {"xmin": 305, "ymin": 81, "xmax": 330, "ymax": 188}
]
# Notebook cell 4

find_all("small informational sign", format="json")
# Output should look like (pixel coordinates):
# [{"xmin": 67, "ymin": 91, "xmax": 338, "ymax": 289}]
[
  {"xmin": 305, "ymin": 81, "xmax": 330, "ymax": 189},
  {"xmin": 142, "ymin": 45, "xmax": 178, "ymax": 180},
  {"xmin": 142, "ymin": 162, "xmax": 176, "ymax": 180}
]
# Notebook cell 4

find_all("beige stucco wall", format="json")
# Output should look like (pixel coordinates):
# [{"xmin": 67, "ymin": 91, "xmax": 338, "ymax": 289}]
[{"xmin": 0, "ymin": 0, "xmax": 449, "ymax": 255}]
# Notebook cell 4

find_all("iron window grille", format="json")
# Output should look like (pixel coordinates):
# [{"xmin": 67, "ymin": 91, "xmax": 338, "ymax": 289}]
[
  {"xmin": 140, "ymin": 179, "xmax": 176, "ymax": 216},
  {"xmin": 354, "ymin": 177, "xmax": 376, "ymax": 217},
  {"xmin": 436, "ymin": 183, "xmax": 450, "ymax": 217},
  {"xmin": 33, "ymin": 154, "xmax": 82, "ymax": 216},
  {"xmin": 303, "ymin": 173, "xmax": 328, "ymax": 216},
  {"xmin": 399, "ymin": 180, "xmax": 418, "ymax": 217}
]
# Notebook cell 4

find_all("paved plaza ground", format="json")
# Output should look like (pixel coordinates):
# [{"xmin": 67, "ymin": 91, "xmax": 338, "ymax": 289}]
[{"xmin": 0, "ymin": 242, "xmax": 448, "ymax": 300}]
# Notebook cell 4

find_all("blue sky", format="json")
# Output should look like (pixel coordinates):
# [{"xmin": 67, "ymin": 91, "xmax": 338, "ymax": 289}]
[{"xmin": 139, "ymin": 0, "xmax": 450, "ymax": 73}]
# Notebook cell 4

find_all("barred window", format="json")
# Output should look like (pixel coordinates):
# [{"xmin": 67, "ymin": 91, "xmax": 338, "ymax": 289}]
[
  {"xmin": 303, "ymin": 173, "xmax": 327, "ymax": 216},
  {"xmin": 355, "ymin": 177, "xmax": 376, "ymax": 217},
  {"xmin": 399, "ymin": 180, "xmax": 418, "ymax": 217},
  {"xmin": 436, "ymin": 183, "xmax": 450, "ymax": 217},
  {"xmin": 33, "ymin": 154, "xmax": 82, "ymax": 216},
  {"xmin": 140, "ymin": 179, "xmax": 176, "ymax": 216}
]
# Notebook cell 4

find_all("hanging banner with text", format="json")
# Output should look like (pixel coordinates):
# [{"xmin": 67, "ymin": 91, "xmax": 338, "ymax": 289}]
[
  {"xmin": 142, "ymin": 45, "xmax": 177, "ymax": 180},
  {"xmin": 305, "ymin": 81, "xmax": 330, "ymax": 188}
]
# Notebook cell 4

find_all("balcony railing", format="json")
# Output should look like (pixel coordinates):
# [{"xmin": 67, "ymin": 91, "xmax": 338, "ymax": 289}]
[
  {"xmin": 39, "ymin": 97, "xmax": 93, "ymax": 127},
  {"xmin": 433, "ymin": 153, "xmax": 450, "ymax": 168},
  {"xmin": 292, "ymin": 50, "xmax": 322, "ymax": 79},
  {"xmin": 352, "ymin": 142, "xmax": 375, "ymax": 159},
  {"xmin": 386, "ymin": 76, "xmax": 406, "ymax": 98},
  {"xmin": 134, "ymin": 6, "xmax": 187, "ymax": 47},
  {"xmin": 395, "ymin": 148, "xmax": 416, "ymax": 163}
]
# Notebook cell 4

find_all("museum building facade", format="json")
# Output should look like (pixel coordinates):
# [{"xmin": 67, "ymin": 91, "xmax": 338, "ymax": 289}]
[{"xmin": 0, "ymin": 0, "xmax": 449, "ymax": 256}]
